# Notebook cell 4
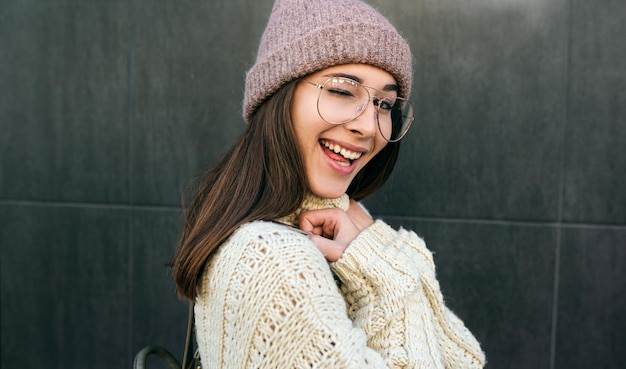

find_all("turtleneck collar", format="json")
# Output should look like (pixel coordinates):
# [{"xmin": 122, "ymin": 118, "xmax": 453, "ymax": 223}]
[{"xmin": 276, "ymin": 192, "xmax": 350, "ymax": 228}]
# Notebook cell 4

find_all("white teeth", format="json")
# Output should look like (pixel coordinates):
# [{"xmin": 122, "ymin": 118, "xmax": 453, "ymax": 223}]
[{"xmin": 321, "ymin": 140, "xmax": 362, "ymax": 161}]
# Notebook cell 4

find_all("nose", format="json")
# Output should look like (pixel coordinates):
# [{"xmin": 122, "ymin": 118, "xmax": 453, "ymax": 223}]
[{"xmin": 343, "ymin": 99, "xmax": 379, "ymax": 138}]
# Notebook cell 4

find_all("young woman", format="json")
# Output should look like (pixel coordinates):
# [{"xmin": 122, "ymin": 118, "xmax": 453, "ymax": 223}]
[{"xmin": 172, "ymin": 0, "xmax": 486, "ymax": 367}]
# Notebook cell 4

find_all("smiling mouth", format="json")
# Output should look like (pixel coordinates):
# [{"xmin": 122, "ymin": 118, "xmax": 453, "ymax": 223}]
[{"xmin": 320, "ymin": 140, "xmax": 363, "ymax": 166}]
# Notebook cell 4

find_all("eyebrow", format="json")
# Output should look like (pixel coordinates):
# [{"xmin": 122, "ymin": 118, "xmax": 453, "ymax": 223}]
[{"xmin": 321, "ymin": 72, "xmax": 400, "ymax": 93}]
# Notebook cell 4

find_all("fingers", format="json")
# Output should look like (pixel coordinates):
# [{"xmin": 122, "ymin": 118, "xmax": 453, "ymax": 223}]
[
  {"xmin": 299, "ymin": 208, "xmax": 343, "ymax": 236},
  {"xmin": 299, "ymin": 208, "xmax": 360, "ymax": 241},
  {"xmin": 307, "ymin": 234, "xmax": 345, "ymax": 262},
  {"xmin": 299, "ymin": 208, "xmax": 361, "ymax": 262}
]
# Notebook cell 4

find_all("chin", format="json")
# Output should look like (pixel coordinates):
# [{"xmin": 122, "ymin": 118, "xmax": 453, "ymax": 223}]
[{"xmin": 309, "ymin": 185, "xmax": 348, "ymax": 200}]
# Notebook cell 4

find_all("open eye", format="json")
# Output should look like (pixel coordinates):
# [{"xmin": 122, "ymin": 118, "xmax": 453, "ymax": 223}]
[{"xmin": 375, "ymin": 98, "xmax": 394, "ymax": 112}]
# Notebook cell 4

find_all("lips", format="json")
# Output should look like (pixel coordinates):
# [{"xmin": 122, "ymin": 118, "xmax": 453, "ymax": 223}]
[{"xmin": 320, "ymin": 140, "xmax": 363, "ymax": 164}]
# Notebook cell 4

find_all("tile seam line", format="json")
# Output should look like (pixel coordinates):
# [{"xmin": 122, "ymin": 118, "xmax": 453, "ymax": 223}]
[
  {"xmin": 366, "ymin": 214, "xmax": 626, "ymax": 230},
  {"xmin": 126, "ymin": 0, "xmax": 136, "ymax": 366},
  {"xmin": 1, "ymin": 200, "xmax": 624, "ymax": 229},
  {"xmin": 0, "ymin": 200, "xmax": 180, "ymax": 212},
  {"xmin": 550, "ymin": 0, "xmax": 574, "ymax": 367}
]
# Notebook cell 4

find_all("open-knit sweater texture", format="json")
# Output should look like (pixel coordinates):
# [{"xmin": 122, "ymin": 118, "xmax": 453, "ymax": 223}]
[{"xmin": 194, "ymin": 193, "xmax": 486, "ymax": 368}]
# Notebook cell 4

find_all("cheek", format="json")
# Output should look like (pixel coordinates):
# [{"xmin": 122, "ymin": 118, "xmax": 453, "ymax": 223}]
[
  {"xmin": 355, "ymin": 137, "xmax": 388, "ymax": 173},
  {"xmin": 372, "ymin": 136, "xmax": 389, "ymax": 158},
  {"xmin": 291, "ymin": 89, "xmax": 321, "ymax": 142},
  {"xmin": 378, "ymin": 120, "xmax": 392, "ymax": 140}
]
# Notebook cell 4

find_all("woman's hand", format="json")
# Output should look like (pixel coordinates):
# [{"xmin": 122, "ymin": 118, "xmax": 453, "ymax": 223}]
[
  {"xmin": 345, "ymin": 199, "xmax": 375, "ymax": 231},
  {"xmin": 299, "ymin": 200, "xmax": 374, "ymax": 262}
]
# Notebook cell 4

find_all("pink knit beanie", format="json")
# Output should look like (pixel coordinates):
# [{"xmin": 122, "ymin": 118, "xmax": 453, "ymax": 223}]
[{"xmin": 243, "ymin": 0, "xmax": 413, "ymax": 122}]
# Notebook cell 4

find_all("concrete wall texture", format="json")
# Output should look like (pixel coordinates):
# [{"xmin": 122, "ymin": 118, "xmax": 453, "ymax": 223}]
[{"xmin": 1, "ymin": 0, "xmax": 624, "ymax": 368}]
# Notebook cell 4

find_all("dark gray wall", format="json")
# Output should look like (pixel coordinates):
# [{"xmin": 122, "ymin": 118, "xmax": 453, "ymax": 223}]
[{"xmin": 1, "ymin": 0, "xmax": 624, "ymax": 368}]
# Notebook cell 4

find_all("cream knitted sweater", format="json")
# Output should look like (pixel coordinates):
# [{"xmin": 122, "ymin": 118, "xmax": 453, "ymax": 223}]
[{"xmin": 194, "ymin": 193, "xmax": 485, "ymax": 368}]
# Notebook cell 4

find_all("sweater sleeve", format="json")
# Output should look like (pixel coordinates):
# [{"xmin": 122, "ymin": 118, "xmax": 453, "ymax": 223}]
[
  {"xmin": 331, "ymin": 220, "xmax": 486, "ymax": 369},
  {"xmin": 195, "ymin": 221, "xmax": 391, "ymax": 368}
]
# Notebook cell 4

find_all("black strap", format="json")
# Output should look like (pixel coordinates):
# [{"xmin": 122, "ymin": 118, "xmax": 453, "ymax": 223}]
[{"xmin": 181, "ymin": 301, "xmax": 196, "ymax": 369}]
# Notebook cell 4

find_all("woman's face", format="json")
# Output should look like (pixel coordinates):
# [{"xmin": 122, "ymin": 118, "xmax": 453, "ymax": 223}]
[{"xmin": 291, "ymin": 64, "xmax": 397, "ymax": 199}]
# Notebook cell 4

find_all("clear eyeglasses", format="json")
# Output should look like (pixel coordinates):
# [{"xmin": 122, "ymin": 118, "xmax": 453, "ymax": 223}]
[{"xmin": 302, "ymin": 76, "xmax": 414, "ymax": 142}]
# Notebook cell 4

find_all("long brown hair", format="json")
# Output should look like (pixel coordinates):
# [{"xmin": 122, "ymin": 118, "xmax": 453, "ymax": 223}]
[{"xmin": 172, "ymin": 80, "xmax": 401, "ymax": 300}]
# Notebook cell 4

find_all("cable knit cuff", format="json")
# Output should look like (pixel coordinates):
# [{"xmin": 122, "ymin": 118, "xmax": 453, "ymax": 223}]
[
  {"xmin": 331, "ymin": 220, "xmax": 425, "ymax": 285},
  {"xmin": 331, "ymin": 220, "xmax": 401, "ymax": 281}
]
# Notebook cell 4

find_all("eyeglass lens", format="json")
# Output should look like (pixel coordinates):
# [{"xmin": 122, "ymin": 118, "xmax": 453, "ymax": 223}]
[{"xmin": 317, "ymin": 77, "xmax": 414, "ymax": 142}]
